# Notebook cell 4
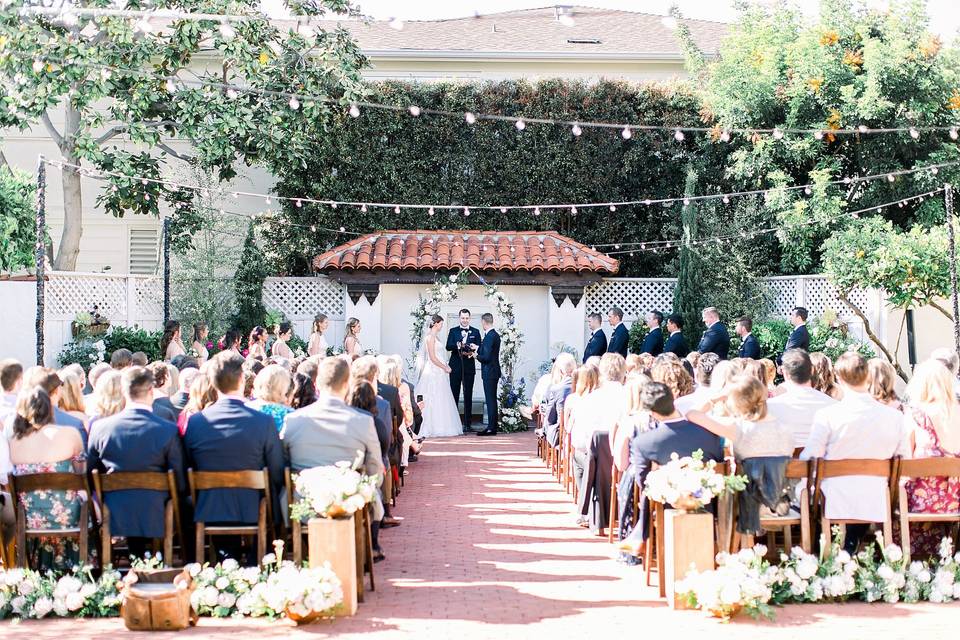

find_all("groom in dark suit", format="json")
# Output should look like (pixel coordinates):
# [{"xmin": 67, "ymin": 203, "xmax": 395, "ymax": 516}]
[
  {"xmin": 446, "ymin": 308, "xmax": 482, "ymax": 431},
  {"xmin": 640, "ymin": 310, "xmax": 664, "ymax": 356},
  {"xmin": 583, "ymin": 312, "xmax": 607, "ymax": 362},
  {"xmin": 607, "ymin": 306, "xmax": 629, "ymax": 358},
  {"xmin": 475, "ymin": 313, "xmax": 501, "ymax": 436}
]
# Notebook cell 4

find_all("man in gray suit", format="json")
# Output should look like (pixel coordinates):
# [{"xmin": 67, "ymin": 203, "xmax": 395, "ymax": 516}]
[{"xmin": 282, "ymin": 357, "xmax": 384, "ymax": 481}]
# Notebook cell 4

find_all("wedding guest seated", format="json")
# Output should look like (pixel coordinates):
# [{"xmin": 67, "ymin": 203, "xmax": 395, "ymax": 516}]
[
  {"xmin": 650, "ymin": 357, "xmax": 694, "ymax": 408},
  {"xmin": 345, "ymin": 381, "xmax": 388, "ymax": 560},
  {"xmin": 171, "ymin": 367, "xmax": 200, "ymax": 414},
  {"xmin": 352, "ymin": 357, "xmax": 399, "ymax": 524},
  {"xmin": 148, "ymin": 362, "xmax": 179, "ymax": 422},
  {"xmin": 531, "ymin": 363, "xmax": 556, "ymax": 418},
  {"xmin": 768, "ymin": 350, "xmax": 837, "ymax": 448},
  {"xmin": 612, "ymin": 375, "xmax": 653, "ymax": 547},
  {"xmin": 23, "ymin": 367, "xmax": 86, "ymax": 448},
  {"xmin": 562, "ymin": 365, "xmax": 598, "ymax": 461},
  {"xmin": 0, "ymin": 358, "xmax": 22, "ymax": 426},
  {"xmin": 184, "ymin": 351, "xmax": 285, "ymax": 557},
  {"xmin": 111, "ymin": 348, "xmax": 133, "ymax": 370},
  {"xmin": 84, "ymin": 363, "xmax": 111, "ymax": 412},
  {"xmin": 619, "ymin": 382, "xmax": 723, "ymax": 553},
  {"xmin": 57, "ymin": 367, "xmax": 89, "ymax": 431},
  {"xmin": 625, "ymin": 354, "xmax": 642, "ymax": 376},
  {"xmin": 759, "ymin": 359, "xmax": 778, "ymax": 394},
  {"xmin": 9, "ymin": 387, "xmax": 85, "ymax": 570},
  {"xmin": 800, "ymin": 352, "xmax": 909, "ymax": 552},
  {"xmin": 390, "ymin": 353, "xmax": 423, "ymax": 437},
  {"xmin": 379, "ymin": 357, "xmax": 420, "ymax": 467},
  {"xmin": 901, "ymin": 359, "xmax": 960, "ymax": 556},
  {"xmin": 88, "ymin": 370, "xmax": 126, "ymax": 430},
  {"xmin": 290, "ymin": 372, "xmax": 317, "ymax": 409},
  {"xmin": 87, "ymin": 366, "xmax": 186, "ymax": 559},
  {"xmin": 638, "ymin": 353, "xmax": 655, "ymax": 374},
  {"xmin": 867, "ymin": 358, "xmax": 903, "ymax": 411},
  {"xmin": 929, "ymin": 347, "xmax": 960, "ymax": 400},
  {"xmin": 675, "ymin": 353, "xmax": 720, "ymax": 415},
  {"xmin": 810, "ymin": 352, "xmax": 842, "ymax": 400},
  {"xmin": 542, "ymin": 353, "xmax": 576, "ymax": 448},
  {"xmin": 247, "ymin": 364, "xmax": 294, "ymax": 432},
  {"xmin": 131, "ymin": 352, "xmax": 149, "ymax": 367},
  {"xmin": 177, "ymin": 371, "xmax": 217, "ymax": 436}
]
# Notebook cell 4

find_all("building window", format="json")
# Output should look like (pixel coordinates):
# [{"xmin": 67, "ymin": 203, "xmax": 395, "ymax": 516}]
[{"xmin": 128, "ymin": 227, "xmax": 160, "ymax": 275}]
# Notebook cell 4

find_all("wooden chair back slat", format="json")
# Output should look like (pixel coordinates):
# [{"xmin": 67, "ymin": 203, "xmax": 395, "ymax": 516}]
[
  {"xmin": 94, "ymin": 469, "xmax": 172, "ymax": 492},
  {"xmin": 11, "ymin": 472, "xmax": 87, "ymax": 493},
  {"xmin": 189, "ymin": 469, "xmax": 267, "ymax": 491},
  {"xmin": 899, "ymin": 457, "xmax": 960, "ymax": 479},
  {"xmin": 784, "ymin": 460, "xmax": 810, "ymax": 478},
  {"xmin": 816, "ymin": 458, "xmax": 893, "ymax": 479}
]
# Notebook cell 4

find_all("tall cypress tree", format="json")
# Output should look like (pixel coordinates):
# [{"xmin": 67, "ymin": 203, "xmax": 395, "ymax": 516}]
[
  {"xmin": 673, "ymin": 166, "xmax": 706, "ymax": 345},
  {"xmin": 232, "ymin": 221, "xmax": 268, "ymax": 335}
]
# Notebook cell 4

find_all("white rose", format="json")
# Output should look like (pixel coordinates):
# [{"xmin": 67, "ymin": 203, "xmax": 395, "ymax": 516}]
[
  {"xmin": 222, "ymin": 559, "xmax": 239, "ymax": 572},
  {"xmin": 65, "ymin": 591, "xmax": 85, "ymax": 611},
  {"xmin": 53, "ymin": 599, "xmax": 69, "ymax": 617},
  {"xmin": 79, "ymin": 583, "xmax": 97, "ymax": 598},
  {"xmin": 796, "ymin": 557, "xmax": 818, "ymax": 580},
  {"xmin": 18, "ymin": 580, "xmax": 35, "ymax": 596},
  {"xmin": 877, "ymin": 564, "xmax": 895, "ymax": 581},
  {"xmin": 215, "ymin": 576, "xmax": 231, "ymax": 590},
  {"xmin": 719, "ymin": 583, "xmax": 742, "ymax": 605},
  {"xmin": 202, "ymin": 586, "xmax": 219, "ymax": 607},
  {"xmin": 918, "ymin": 569, "xmax": 932, "ymax": 584},
  {"xmin": 199, "ymin": 567, "xmax": 217, "ymax": 582},
  {"xmin": 186, "ymin": 563, "xmax": 202, "ymax": 577},
  {"xmin": 261, "ymin": 553, "xmax": 276, "ymax": 565},
  {"xmin": 217, "ymin": 592, "xmax": 237, "ymax": 609},
  {"xmin": 885, "ymin": 545, "xmax": 903, "ymax": 563},
  {"xmin": 11, "ymin": 595, "xmax": 26, "ymax": 614},
  {"xmin": 32, "ymin": 596, "xmax": 53, "ymax": 618}
]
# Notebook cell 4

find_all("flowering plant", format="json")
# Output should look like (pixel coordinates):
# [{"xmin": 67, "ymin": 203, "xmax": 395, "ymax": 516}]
[
  {"xmin": 678, "ymin": 545, "xmax": 777, "ymax": 621},
  {"xmin": 290, "ymin": 459, "xmax": 379, "ymax": 521},
  {"xmin": 854, "ymin": 532, "xmax": 908, "ymax": 603},
  {"xmin": 0, "ymin": 565, "xmax": 122, "ymax": 620},
  {"xmin": 643, "ymin": 449, "xmax": 747, "ymax": 511},
  {"xmin": 498, "ymin": 376, "xmax": 527, "ymax": 432}
]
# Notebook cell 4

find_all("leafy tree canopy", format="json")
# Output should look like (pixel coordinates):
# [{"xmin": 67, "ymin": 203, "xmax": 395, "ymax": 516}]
[{"xmin": 0, "ymin": 166, "xmax": 36, "ymax": 273}]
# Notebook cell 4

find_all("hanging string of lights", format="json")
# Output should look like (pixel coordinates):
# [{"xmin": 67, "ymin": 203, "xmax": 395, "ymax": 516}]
[{"xmin": 44, "ymin": 157, "xmax": 959, "ymax": 217}]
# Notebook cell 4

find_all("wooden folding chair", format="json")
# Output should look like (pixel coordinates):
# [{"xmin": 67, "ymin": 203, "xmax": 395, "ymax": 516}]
[
  {"xmin": 0, "ymin": 484, "xmax": 14, "ymax": 567},
  {"xmin": 814, "ymin": 457, "xmax": 897, "ymax": 556},
  {"xmin": 92, "ymin": 469, "xmax": 181, "ymax": 566},
  {"xmin": 752, "ymin": 459, "xmax": 814, "ymax": 553},
  {"xmin": 896, "ymin": 457, "xmax": 960, "ymax": 561},
  {"xmin": 189, "ymin": 467, "xmax": 272, "ymax": 564},
  {"xmin": 608, "ymin": 466, "xmax": 621, "ymax": 543},
  {"xmin": 10, "ymin": 471, "xmax": 93, "ymax": 569}
]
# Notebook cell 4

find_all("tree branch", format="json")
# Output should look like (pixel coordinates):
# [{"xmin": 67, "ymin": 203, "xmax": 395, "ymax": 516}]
[
  {"xmin": 41, "ymin": 112, "xmax": 64, "ymax": 147},
  {"xmin": 0, "ymin": 147, "xmax": 8, "ymax": 170},
  {"xmin": 157, "ymin": 141, "xmax": 195, "ymax": 163},
  {"xmin": 838, "ymin": 291, "xmax": 909, "ymax": 382},
  {"xmin": 95, "ymin": 125, "xmax": 126, "ymax": 146},
  {"xmin": 928, "ymin": 299, "xmax": 955, "ymax": 322}
]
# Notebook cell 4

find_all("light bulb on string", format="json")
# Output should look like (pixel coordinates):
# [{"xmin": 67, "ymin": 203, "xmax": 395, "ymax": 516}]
[
  {"xmin": 804, "ymin": 186, "xmax": 812, "ymax": 195},
  {"xmin": 951, "ymin": 128, "xmax": 959, "ymax": 140},
  {"xmin": 360, "ymin": 204, "xmax": 367, "ymax": 212},
  {"xmin": 673, "ymin": 129, "xmax": 685, "ymax": 142},
  {"xmin": 226, "ymin": 88, "xmax": 238, "ymax": 100},
  {"xmin": 408, "ymin": 105, "xmax": 421, "ymax": 117},
  {"xmin": 643, "ymin": 199, "xmax": 652, "ymax": 206},
  {"xmin": 772, "ymin": 128, "xmax": 784, "ymax": 140},
  {"xmin": 310, "ymin": 225, "xmax": 316, "ymax": 232},
  {"xmin": 814, "ymin": 130, "xmax": 824, "ymax": 140},
  {"xmin": 463, "ymin": 207, "xmax": 470, "ymax": 217},
  {"xmin": 887, "ymin": 174, "xmax": 895, "ymax": 183},
  {"xmin": 722, "ymin": 195, "xmax": 730, "ymax": 204},
  {"xmin": 428, "ymin": 207, "xmax": 435, "ymax": 216},
  {"xmin": 339, "ymin": 226, "xmax": 345, "ymax": 232},
  {"xmin": 534, "ymin": 207, "xmax": 541, "ymax": 216},
  {"xmin": 720, "ymin": 130, "xmax": 730, "ymax": 143},
  {"xmin": 348, "ymin": 104, "xmax": 360, "ymax": 118},
  {"xmin": 465, "ymin": 112, "xmax": 476, "ymax": 124},
  {"xmin": 682, "ymin": 198, "xmax": 690, "ymax": 206},
  {"xmin": 500, "ymin": 207, "xmax": 507, "ymax": 213},
  {"xmin": 331, "ymin": 202, "xmax": 338, "ymax": 209},
  {"xmin": 932, "ymin": 166, "xmax": 940, "ymax": 174},
  {"xmin": 295, "ymin": 199, "xmax": 302, "ymax": 208},
  {"xmin": 288, "ymin": 96, "xmax": 300, "ymax": 110},
  {"xmin": 621, "ymin": 127, "xmax": 632, "ymax": 139},
  {"xmin": 858, "ymin": 125, "xmax": 868, "ymax": 134},
  {"xmin": 515, "ymin": 119, "xmax": 526, "ymax": 131},
  {"xmin": 394, "ymin": 206, "xmax": 400, "ymax": 214},
  {"xmin": 609, "ymin": 205, "xmax": 616, "ymax": 212},
  {"xmin": 910, "ymin": 127, "xmax": 920, "ymax": 139},
  {"xmin": 571, "ymin": 123, "xmax": 582, "ymax": 136},
  {"xmin": 571, "ymin": 206, "xmax": 578, "ymax": 215}
]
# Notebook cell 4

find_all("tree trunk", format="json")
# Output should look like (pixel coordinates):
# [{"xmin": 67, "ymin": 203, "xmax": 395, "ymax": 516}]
[
  {"xmin": 53, "ymin": 106, "xmax": 83, "ymax": 271},
  {"xmin": 838, "ymin": 292, "xmax": 909, "ymax": 383}
]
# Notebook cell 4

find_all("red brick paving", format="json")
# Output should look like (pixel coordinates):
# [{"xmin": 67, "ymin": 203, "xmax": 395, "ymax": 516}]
[{"xmin": 5, "ymin": 430, "xmax": 958, "ymax": 639}]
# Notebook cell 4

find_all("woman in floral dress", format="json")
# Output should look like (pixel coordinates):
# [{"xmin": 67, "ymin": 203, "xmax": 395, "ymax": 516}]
[
  {"xmin": 9, "ymin": 385, "xmax": 86, "ymax": 571},
  {"xmin": 904, "ymin": 360, "xmax": 960, "ymax": 557}
]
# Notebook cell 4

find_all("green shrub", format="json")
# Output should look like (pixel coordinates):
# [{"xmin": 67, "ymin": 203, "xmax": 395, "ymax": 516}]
[
  {"xmin": 57, "ymin": 338, "xmax": 108, "ymax": 372},
  {"xmin": 628, "ymin": 321, "xmax": 651, "ymax": 354},
  {"xmin": 728, "ymin": 317, "xmax": 875, "ymax": 362},
  {"xmin": 729, "ymin": 319, "xmax": 793, "ymax": 361},
  {"xmin": 103, "ymin": 326, "xmax": 163, "ymax": 362}
]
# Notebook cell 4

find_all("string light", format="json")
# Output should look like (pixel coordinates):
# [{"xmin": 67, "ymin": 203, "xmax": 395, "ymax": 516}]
[
  {"xmin": 910, "ymin": 127, "xmax": 920, "ymax": 140},
  {"xmin": 621, "ymin": 127, "xmax": 632, "ymax": 140},
  {"xmin": 348, "ymin": 104, "xmax": 360, "ymax": 118},
  {"xmin": 408, "ymin": 105, "xmax": 421, "ymax": 117},
  {"xmin": 465, "ymin": 112, "xmax": 476, "ymax": 124},
  {"xmin": 571, "ymin": 123, "xmax": 582, "ymax": 137},
  {"xmin": 719, "ymin": 130, "xmax": 730, "ymax": 143},
  {"xmin": 951, "ymin": 128, "xmax": 959, "ymax": 140},
  {"xmin": 673, "ymin": 129, "xmax": 685, "ymax": 142},
  {"xmin": 289, "ymin": 96, "xmax": 300, "ymax": 110},
  {"xmin": 515, "ymin": 119, "xmax": 526, "ymax": 131},
  {"xmin": 772, "ymin": 128, "xmax": 784, "ymax": 140}
]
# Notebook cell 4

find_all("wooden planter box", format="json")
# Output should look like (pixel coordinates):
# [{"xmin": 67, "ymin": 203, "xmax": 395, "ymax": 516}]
[
  {"xmin": 307, "ymin": 515, "xmax": 358, "ymax": 616},
  {"xmin": 71, "ymin": 321, "xmax": 110, "ymax": 338},
  {"xmin": 663, "ymin": 510, "xmax": 716, "ymax": 609}
]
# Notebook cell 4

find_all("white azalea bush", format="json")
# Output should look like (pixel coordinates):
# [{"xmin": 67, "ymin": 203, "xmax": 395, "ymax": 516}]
[
  {"xmin": 678, "ymin": 545, "xmax": 777, "ymax": 620},
  {"xmin": 644, "ymin": 449, "xmax": 747, "ymax": 510},
  {"xmin": 290, "ymin": 461, "xmax": 379, "ymax": 521}
]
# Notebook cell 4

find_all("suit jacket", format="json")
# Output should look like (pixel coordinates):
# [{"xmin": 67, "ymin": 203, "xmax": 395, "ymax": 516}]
[
  {"xmin": 476, "ymin": 329, "xmax": 502, "ymax": 381},
  {"xmin": 374, "ymin": 395, "xmax": 392, "ymax": 468},
  {"xmin": 281, "ymin": 395, "xmax": 384, "ymax": 480},
  {"xmin": 377, "ymin": 383, "xmax": 401, "ymax": 429},
  {"xmin": 54, "ymin": 407, "xmax": 87, "ymax": 450},
  {"xmin": 664, "ymin": 331, "xmax": 690, "ymax": 358},
  {"xmin": 583, "ymin": 329, "xmax": 607, "ymax": 362},
  {"xmin": 87, "ymin": 407, "xmax": 185, "ymax": 538},
  {"xmin": 640, "ymin": 326, "xmax": 664, "ymax": 356},
  {"xmin": 543, "ymin": 378, "xmax": 573, "ymax": 447},
  {"xmin": 697, "ymin": 322, "xmax": 731, "ymax": 360},
  {"xmin": 445, "ymin": 326, "xmax": 481, "ymax": 375},
  {"xmin": 785, "ymin": 324, "xmax": 810, "ymax": 352},
  {"xmin": 184, "ymin": 398, "xmax": 284, "ymax": 524},
  {"xmin": 629, "ymin": 418, "xmax": 723, "ymax": 490},
  {"xmin": 153, "ymin": 397, "xmax": 179, "ymax": 422},
  {"xmin": 607, "ymin": 323, "xmax": 629, "ymax": 358},
  {"xmin": 402, "ymin": 379, "xmax": 423, "ymax": 432},
  {"xmin": 739, "ymin": 334, "xmax": 762, "ymax": 360}
]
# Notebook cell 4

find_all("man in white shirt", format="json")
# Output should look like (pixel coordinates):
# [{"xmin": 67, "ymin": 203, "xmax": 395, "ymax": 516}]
[
  {"xmin": 0, "ymin": 359, "xmax": 23, "ymax": 433},
  {"xmin": 800, "ymin": 352, "xmax": 908, "ymax": 551},
  {"xmin": 675, "ymin": 352, "xmax": 720, "ymax": 415},
  {"xmin": 768, "ymin": 350, "xmax": 837, "ymax": 447}
]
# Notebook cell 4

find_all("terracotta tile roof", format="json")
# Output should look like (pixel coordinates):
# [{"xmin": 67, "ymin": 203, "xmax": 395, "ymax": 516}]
[
  {"xmin": 317, "ymin": 6, "xmax": 727, "ymax": 58},
  {"xmin": 313, "ymin": 230, "xmax": 619, "ymax": 274}
]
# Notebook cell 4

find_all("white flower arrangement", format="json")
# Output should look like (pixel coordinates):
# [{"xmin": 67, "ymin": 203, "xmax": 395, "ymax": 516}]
[
  {"xmin": 678, "ymin": 545, "xmax": 776, "ymax": 620},
  {"xmin": 290, "ymin": 458, "xmax": 379, "ymax": 521},
  {"xmin": 643, "ymin": 450, "xmax": 747, "ymax": 511},
  {"xmin": 0, "ymin": 565, "xmax": 123, "ymax": 620}
]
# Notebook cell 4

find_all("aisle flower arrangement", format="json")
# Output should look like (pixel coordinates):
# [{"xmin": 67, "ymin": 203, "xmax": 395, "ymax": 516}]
[
  {"xmin": 644, "ymin": 450, "xmax": 748, "ymax": 511},
  {"xmin": 0, "ymin": 566, "xmax": 123, "ymax": 620},
  {"xmin": 678, "ymin": 530, "xmax": 960, "ymax": 621},
  {"xmin": 289, "ymin": 460, "xmax": 379, "ymax": 520}
]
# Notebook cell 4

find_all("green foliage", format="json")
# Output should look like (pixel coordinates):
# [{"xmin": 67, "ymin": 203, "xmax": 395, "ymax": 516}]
[
  {"xmin": 260, "ymin": 79, "xmax": 703, "ymax": 275},
  {"xmin": 628, "ymin": 321, "xmax": 651, "ymax": 354},
  {"xmin": 729, "ymin": 319, "xmax": 793, "ymax": 360},
  {"xmin": 0, "ymin": 166, "xmax": 36, "ymax": 272},
  {"xmin": 809, "ymin": 317, "xmax": 876, "ymax": 360},
  {"xmin": 232, "ymin": 222, "xmax": 268, "ymax": 334},
  {"xmin": 57, "ymin": 337, "xmax": 107, "ymax": 372},
  {"xmin": 103, "ymin": 326, "xmax": 163, "ymax": 362},
  {"xmin": 674, "ymin": 167, "xmax": 707, "ymax": 342}
]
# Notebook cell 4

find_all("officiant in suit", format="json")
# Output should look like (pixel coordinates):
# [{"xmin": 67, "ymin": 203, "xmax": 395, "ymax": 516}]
[
  {"xmin": 736, "ymin": 316, "xmax": 762, "ymax": 359},
  {"xmin": 640, "ymin": 310, "xmax": 664, "ymax": 356},
  {"xmin": 475, "ymin": 313, "xmax": 501, "ymax": 436},
  {"xmin": 583, "ymin": 313, "xmax": 607, "ymax": 362},
  {"xmin": 446, "ymin": 308, "xmax": 482, "ymax": 430},
  {"xmin": 607, "ymin": 306, "xmax": 629, "ymax": 358},
  {"xmin": 697, "ymin": 306, "xmax": 730, "ymax": 360}
]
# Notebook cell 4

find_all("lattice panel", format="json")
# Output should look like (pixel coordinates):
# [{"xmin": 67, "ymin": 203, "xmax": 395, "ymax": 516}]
[
  {"xmin": 804, "ymin": 277, "xmax": 871, "ymax": 319},
  {"xmin": 134, "ymin": 277, "xmax": 164, "ymax": 319},
  {"xmin": 262, "ymin": 277, "xmax": 345, "ymax": 319},
  {"xmin": 584, "ymin": 279, "xmax": 677, "ymax": 320},
  {"xmin": 766, "ymin": 278, "xmax": 798, "ymax": 318},
  {"xmin": 46, "ymin": 274, "xmax": 128, "ymax": 319}
]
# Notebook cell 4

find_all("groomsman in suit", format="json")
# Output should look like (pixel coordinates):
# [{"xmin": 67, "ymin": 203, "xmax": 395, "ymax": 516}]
[
  {"xmin": 446, "ymin": 309, "xmax": 482, "ymax": 431},
  {"xmin": 664, "ymin": 314, "xmax": 690, "ymax": 358},
  {"xmin": 785, "ymin": 307, "xmax": 811, "ymax": 352},
  {"xmin": 583, "ymin": 313, "xmax": 607, "ymax": 362},
  {"xmin": 607, "ymin": 306, "xmax": 629, "ymax": 358},
  {"xmin": 697, "ymin": 306, "xmax": 731, "ymax": 360},
  {"xmin": 640, "ymin": 310, "xmax": 664, "ymax": 356},
  {"xmin": 475, "ymin": 313, "xmax": 501, "ymax": 436},
  {"xmin": 736, "ymin": 316, "xmax": 762, "ymax": 359}
]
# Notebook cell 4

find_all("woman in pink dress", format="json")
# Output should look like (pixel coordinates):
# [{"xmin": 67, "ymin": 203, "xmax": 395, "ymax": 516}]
[{"xmin": 903, "ymin": 360, "xmax": 960, "ymax": 556}]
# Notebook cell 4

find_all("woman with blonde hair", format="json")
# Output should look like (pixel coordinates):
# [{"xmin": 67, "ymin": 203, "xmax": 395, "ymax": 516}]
[
  {"xmin": 89, "ymin": 370, "xmax": 125, "ymax": 428},
  {"xmin": 57, "ymin": 369, "xmax": 89, "ymax": 429},
  {"xmin": 759, "ymin": 359, "xmax": 778, "ymax": 392},
  {"xmin": 867, "ymin": 358, "xmax": 902, "ymax": 410},
  {"xmin": 610, "ymin": 373, "xmax": 653, "ymax": 472},
  {"xmin": 650, "ymin": 359, "xmax": 694, "ymax": 403},
  {"xmin": 247, "ymin": 364, "xmax": 294, "ymax": 432},
  {"xmin": 343, "ymin": 317, "xmax": 363, "ymax": 358},
  {"xmin": 378, "ymin": 357, "xmax": 421, "ymax": 468},
  {"xmin": 177, "ymin": 371, "xmax": 218, "ymax": 435},
  {"xmin": 901, "ymin": 359, "xmax": 960, "ymax": 555},
  {"xmin": 810, "ymin": 352, "xmax": 842, "ymax": 399},
  {"xmin": 563, "ymin": 364, "xmax": 599, "ymax": 451}
]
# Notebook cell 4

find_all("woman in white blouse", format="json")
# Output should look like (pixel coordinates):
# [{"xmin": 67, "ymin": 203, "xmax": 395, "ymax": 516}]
[
  {"xmin": 307, "ymin": 313, "xmax": 329, "ymax": 357},
  {"xmin": 343, "ymin": 317, "xmax": 363, "ymax": 358}
]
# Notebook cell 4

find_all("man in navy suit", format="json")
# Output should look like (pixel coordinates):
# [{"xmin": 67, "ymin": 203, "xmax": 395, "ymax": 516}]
[
  {"xmin": 475, "ymin": 313, "xmax": 501, "ymax": 436},
  {"xmin": 583, "ymin": 313, "xmax": 607, "ymax": 362},
  {"xmin": 87, "ymin": 366, "xmax": 185, "ymax": 559},
  {"xmin": 446, "ymin": 309, "xmax": 482, "ymax": 430},
  {"xmin": 606, "ymin": 306, "xmax": 629, "ymax": 358},
  {"xmin": 736, "ymin": 316, "xmax": 762, "ymax": 359},
  {"xmin": 640, "ymin": 310, "xmax": 664, "ymax": 356},
  {"xmin": 185, "ymin": 352, "xmax": 284, "ymax": 558},
  {"xmin": 697, "ymin": 306, "xmax": 731, "ymax": 360},
  {"xmin": 785, "ymin": 307, "xmax": 811, "ymax": 353},
  {"xmin": 664, "ymin": 314, "xmax": 690, "ymax": 358}
]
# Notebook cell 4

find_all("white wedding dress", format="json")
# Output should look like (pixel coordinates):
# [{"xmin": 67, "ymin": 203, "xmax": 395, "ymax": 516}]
[{"xmin": 417, "ymin": 335, "xmax": 464, "ymax": 438}]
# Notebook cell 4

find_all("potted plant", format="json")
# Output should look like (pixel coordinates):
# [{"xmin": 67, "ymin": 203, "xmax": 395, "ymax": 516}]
[{"xmin": 71, "ymin": 304, "xmax": 110, "ymax": 338}]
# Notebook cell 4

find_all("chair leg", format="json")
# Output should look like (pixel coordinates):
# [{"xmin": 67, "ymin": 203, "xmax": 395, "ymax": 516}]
[
  {"xmin": 195, "ymin": 523, "xmax": 205, "ymax": 564},
  {"xmin": 78, "ymin": 502, "xmax": 89, "ymax": 568},
  {"xmin": 354, "ymin": 512, "xmax": 365, "ymax": 604},
  {"xmin": 783, "ymin": 526, "xmax": 793, "ymax": 552},
  {"xmin": 292, "ymin": 519, "xmax": 302, "ymax": 565},
  {"xmin": 163, "ymin": 502, "xmax": 173, "ymax": 566},
  {"xmin": 257, "ymin": 501, "xmax": 267, "ymax": 565},
  {"xmin": 656, "ymin": 504, "xmax": 665, "ymax": 598},
  {"xmin": 364, "ymin": 507, "xmax": 375, "ymax": 592}
]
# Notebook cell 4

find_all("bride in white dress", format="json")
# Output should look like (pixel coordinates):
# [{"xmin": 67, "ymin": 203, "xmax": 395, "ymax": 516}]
[{"xmin": 416, "ymin": 315, "xmax": 464, "ymax": 438}]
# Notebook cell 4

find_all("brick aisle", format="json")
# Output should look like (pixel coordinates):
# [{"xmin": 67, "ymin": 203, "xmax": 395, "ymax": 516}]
[{"xmin": 6, "ymin": 430, "xmax": 958, "ymax": 639}]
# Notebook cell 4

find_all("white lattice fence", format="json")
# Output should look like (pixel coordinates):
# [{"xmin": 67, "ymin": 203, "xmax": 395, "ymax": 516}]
[
  {"xmin": 262, "ymin": 277, "xmax": 345, "ymax": 319},
  {"xmin": 584, "ymin": 278, "xmax": 676, "ymax": 320},
  {"xmin": 764, "ymin": 277, "xmax": 799, "ymax": 318},
  {"xmin": 46, "ymin": 273, "xmax": 130, "ymax": 319}
]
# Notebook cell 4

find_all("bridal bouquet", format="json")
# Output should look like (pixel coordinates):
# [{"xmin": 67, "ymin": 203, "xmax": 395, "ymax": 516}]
[
  {"xmin": 290, "ymin": 459, "xmax": 379, "ymax": 520},
  {"xmin": 677, "ymin": 545, "xmax": 777, "ymax": 621},
  {"xmin": 643, "ymin": 449, "xmax": 747, "ymax": 511}
]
